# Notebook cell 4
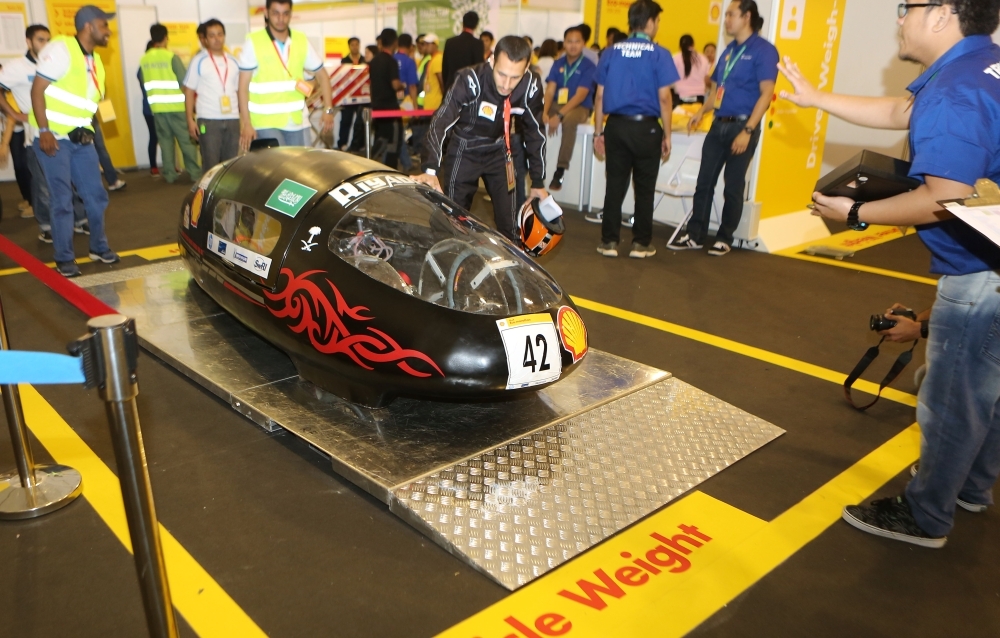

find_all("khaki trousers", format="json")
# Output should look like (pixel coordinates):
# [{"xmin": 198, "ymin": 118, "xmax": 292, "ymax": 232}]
[{"xmin": 555, "ymin": 106, "xmax": 591, "ymax": 169}]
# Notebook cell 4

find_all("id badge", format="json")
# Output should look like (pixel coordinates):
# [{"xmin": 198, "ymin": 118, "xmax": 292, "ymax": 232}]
[
  {"xmin": 97, "ymin": 99, "xmax": 116, "ymax": 123},
  {"xmin": 220, "ymin": 95, "xmax": 232, "ymax": 114},
  {"xmin": 295, "ymin": 80, "xmax": 313, "ymax": 97},
  {"xmin": 557, "ymin": 87, "xmax": 569, "ymax": 105},
  {"xmin": 715, "ymin": 86, "xmax": 725, "ymax": 109},
  {"xmin": 506, "ymin": 153, "xmax": 516, "ymax": 192}
]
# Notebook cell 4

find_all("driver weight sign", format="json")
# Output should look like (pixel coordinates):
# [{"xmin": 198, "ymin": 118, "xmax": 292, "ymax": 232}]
[{"xmin": 497, "ymin": 314, "xmax": 562, "ymax": 390}]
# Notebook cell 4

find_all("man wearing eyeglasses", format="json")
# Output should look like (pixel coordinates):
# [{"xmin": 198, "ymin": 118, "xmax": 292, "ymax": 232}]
[{"xmin": 781, "ymin": 0, "xmax": 1000, "ymax": 549}]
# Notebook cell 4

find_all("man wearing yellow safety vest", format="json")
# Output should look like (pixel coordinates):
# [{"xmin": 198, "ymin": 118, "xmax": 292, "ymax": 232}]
[
  {"xmin": 140, "ymin": 23, "xmax": 201, "ymax": 184},
  {"xmin": 237, "ymin": 0, "xmax": 334, "ymax": 150},
  {"xmin": 30, "ymin": 5, "xmax": 118, "ymax": 278}
]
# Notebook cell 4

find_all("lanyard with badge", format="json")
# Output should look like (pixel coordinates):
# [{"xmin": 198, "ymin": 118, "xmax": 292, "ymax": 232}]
[
  {"xmin": 503, "ymin": 97, "xmax": 515, "ymax": 192},
  {"xmin": 715, "ymin": 43, "xmax": 747, "ymax": 109},
  {"xmin": 86, "ymin": 53, "xmax": 115, "ymax": 122},
  {"xmin": 557, "ymin": 56, "xmax": 583, "ymax": 105},
  {"xmin": 210, "ymin": 53, "xmax": 233, "ymax": 113},
  {"xmin": 270, "ymin": 31, "xmax": 313, "ymax": 97}
]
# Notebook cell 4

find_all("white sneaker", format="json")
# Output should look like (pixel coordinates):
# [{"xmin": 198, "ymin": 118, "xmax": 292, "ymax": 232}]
[
  {"xmin": 707, "ymin": 241, "xmax": 731, "ymax": 256},
  {"xmin": 108, "ymin": 179, "xmax": 127, "ymax": 192},
  {"xmin": 629, "ymin": 243, "xmax": 656, "ymax": 258}
]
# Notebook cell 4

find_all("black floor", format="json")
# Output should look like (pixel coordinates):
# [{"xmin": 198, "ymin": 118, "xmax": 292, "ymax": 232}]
[{"xmin": 1, "ymin": 171, "xmax": 998, "ymax": 637}]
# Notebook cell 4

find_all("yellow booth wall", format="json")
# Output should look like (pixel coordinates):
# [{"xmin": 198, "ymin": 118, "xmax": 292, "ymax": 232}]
[
  {"xmin": 756, "ymin": 0, "xmax": 846, "ymax": 218},
  {"xmin": 47, "ymin": 0, "xmax": 135, "ymax": 167}
]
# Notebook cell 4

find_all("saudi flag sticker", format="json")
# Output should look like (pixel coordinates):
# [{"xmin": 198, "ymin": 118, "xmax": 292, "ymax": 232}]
[{"xmin": 265, "ymin": 179, "xmax": 318, "ymax": 217}]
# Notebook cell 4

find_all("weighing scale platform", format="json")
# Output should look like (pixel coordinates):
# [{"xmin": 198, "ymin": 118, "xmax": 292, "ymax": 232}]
[{"xmin": 78, "ymin": 262, "xmax": 784, "ymax": 589}]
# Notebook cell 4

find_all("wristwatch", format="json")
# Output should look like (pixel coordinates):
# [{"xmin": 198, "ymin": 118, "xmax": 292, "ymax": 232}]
[
  {"xmin": 743, "ymin": 125, "xmax": 754, "ymax": 134},
  {"xmin": 38, "ymin": 127, "xmax": 49, "ymax": 133},
  {"xmin": 847, "ymin": 201, "xmax": 869, "ymax": 231},
  {"xmin": 557, "ymin": 112, "xmax": 565, "ymax": 120},
  {"xmin": 920, "ymin": 320, "xmax": 929, "ymax": 339},
  {"xmin": 324, "ymin": 107, "xmax": 335, "ymax": 115}
]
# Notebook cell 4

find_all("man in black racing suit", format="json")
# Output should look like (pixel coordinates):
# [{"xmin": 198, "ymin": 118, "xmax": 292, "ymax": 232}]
[{"xmin": 415, "ymin": 35, "xmax": 548, "ymax": 242}]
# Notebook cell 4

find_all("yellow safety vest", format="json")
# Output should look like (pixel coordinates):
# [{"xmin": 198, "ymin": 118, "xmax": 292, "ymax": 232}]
[
  {"xmin": 248, "ymin": 28, "xmax": 308, "ymax": 130},
  {"xmin": 29, "ymin": 35, "xmax": 105, "ymax": 136},
  {"xmin": 140, "ymin": 47, "xmax": 184, "ymax": 113}
]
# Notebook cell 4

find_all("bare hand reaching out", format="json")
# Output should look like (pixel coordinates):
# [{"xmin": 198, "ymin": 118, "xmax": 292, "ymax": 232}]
[{"xmin": 777, "ymin": 56, "xmax": 820, "ymax": 108}]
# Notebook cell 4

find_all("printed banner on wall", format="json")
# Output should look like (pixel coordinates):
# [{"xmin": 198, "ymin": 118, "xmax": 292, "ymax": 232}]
[
  {"xmin": 398, "ymin": 0, "xmax": 501, "ymax": 47},
  {"xmin": 47, "ymin": 0, "xmax": 135, "ymax": 167},
  {"xmin": 163, "ymin": 22, "xmax": 200, "ymax": 66},
  {"xmin": 755, "ymin": 0, "xmax": 846, "ymax": 219}
]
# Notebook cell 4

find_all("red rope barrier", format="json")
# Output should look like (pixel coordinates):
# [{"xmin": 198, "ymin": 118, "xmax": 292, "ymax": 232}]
[
  {"xmin": 0, "ymin": 233, "xmax": 118, "ymax": 318},
  {"xmin": 370, "ymin": 109, "xmax": 436, "ymax": 119}
]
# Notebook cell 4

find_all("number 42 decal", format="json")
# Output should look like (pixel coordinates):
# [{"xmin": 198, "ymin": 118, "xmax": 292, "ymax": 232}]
[
  {"xmin": 497, "ymin": 314, "xmax": 561, "ymax": 390},
  {"xmin": 523, "ymin": 334, "xmax": 551, "ymax": 373}
]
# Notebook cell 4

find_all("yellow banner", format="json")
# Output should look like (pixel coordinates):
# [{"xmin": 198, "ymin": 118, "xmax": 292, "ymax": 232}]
[
  {"xmin": 756, "ymin": 0, "xmax": 846, "ymax": 219},
  {"xmin": 324, "ymin": 36, "xmax": 351, "ymax": 59},
  {"xmin": 163, "ymin": 22, "xmax": 201, "ymax": 67},
  {"xmin": 584, "ymin": 0, "xmax": 718, "ymax": 57},
  {"xmin": 46, "ymin": 0, "xmax": 135, "ymax": 167}
]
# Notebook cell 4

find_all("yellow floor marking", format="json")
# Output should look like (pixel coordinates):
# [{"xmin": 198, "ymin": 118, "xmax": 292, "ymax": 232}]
[
  {"xmin": 440, "ymin": 423, "xmax": 921, "ymax": 637},
  {"xmin": 777, "ymin": 224, "xmax": 911, "ymax": 257},
  {"xmin": 19, "ymin": 385, "xmax": 267, "ymax": 638},
  {"xmin": 779, "ymin": 252, "xmax": 938, "ymax": 286},
  {"xmin": 0, "ymin": 242, "xmax": 179, "ymax": 277},
  {"xmin": 571, "ymin": 296, "xmax": 918, "ymax": 408}
]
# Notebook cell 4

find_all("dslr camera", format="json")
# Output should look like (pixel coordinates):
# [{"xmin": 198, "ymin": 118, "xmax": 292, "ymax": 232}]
[{"xmin": 870, "ymin": 307, "xmax": 917, "ymax": 332}]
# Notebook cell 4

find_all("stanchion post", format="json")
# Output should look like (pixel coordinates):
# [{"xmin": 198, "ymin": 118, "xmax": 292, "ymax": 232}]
[
  {"xmin": 70, "ymin": 315, "xmax": 178, "ymax": 638},
  {"xmin": 0, "ymin": 291, "xmax": 82, "ymax": 519},
  {"xmin": 364, "ymin": 106, "xmax": 372, "ymax": 159}
]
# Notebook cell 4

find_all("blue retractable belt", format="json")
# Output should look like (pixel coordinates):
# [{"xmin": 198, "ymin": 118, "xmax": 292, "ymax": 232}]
[{"xmin": 0, "ymin": 351, "xmax": 86, "ymax": 384}]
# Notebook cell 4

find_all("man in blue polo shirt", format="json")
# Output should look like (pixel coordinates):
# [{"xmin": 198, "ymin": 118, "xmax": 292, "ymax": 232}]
[
  {"xmin": 544, "ymin": 25, "xmax": 597, "ymax": 191},
  {"xmin": 394, "ymin": 33, "xmax": 419, "ymax": 171},
  {"xmin": 670, "ymin": 0, "xmax": 777, "ymax": 256},
  {"xmin": 592, "ymin": 0, "xmax": 678, "ymax": 259},
  {"xmin": 782, "ymin": 0, "xmax": 1000, "ymax": 549}
]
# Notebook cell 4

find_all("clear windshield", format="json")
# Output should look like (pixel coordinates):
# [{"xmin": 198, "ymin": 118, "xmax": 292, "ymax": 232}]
[{"xmin": 327, "ymin": 179, "xmax": 563, "ymax": 315}]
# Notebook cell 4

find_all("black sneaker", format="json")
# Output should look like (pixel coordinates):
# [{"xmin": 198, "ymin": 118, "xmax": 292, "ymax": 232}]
[
  {"xmin": 549, "ymin": 168, "xmax": 565, "ymax": 191},
  {"xmin": 909, "ymin": 463, "xmax": 988, "ymax": 512},
  {"xmin": 89, "ymin": 250, "xmax": 120, "ymax": 264},
  {"xmin": 585, "ymin": 211, "xmax": 603, "ymax": 224},
  {"xmin": 842, "ymin": 495, "xmax": 946, "ymax": 548},
  {"xmin": 667, "ymin": 234, "xmax": 703, "ymax": 250},
  {"xmin": 596, "ymin": 241, "xmax": 618, "ymax": 257},
  {"xmin": 629, "ymin": 243, "xmax": 656, "ymax": 259},
  {"xmin": 55, "ymin": 261, "xmax": 81, "ymax": 278},
  {"xmin": 38, "ymin": 230, "xmax": 53, "ymax": 243},
  {"xmin": 622, "ymin": 215, "xmax": 634, "ymax": 229},
  {"xmin": 75, "ymin": 223, "xmax": 90, "ymax": 235}
]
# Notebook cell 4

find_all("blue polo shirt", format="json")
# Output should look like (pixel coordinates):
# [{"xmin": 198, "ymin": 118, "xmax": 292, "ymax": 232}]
[
  {"xmin": 907, "ymin": 35, "xmax": 1000, "ymax": 275},
  {"xmin": 711, "ymin": 33, "xmax": 778, "ymax": 118},
  {"xmin": 394, "ymin": 52, "xmax": 418, "ymax": 89},
  {"xmin": 596, "ymin": 35, "xmax": 679, "ymax": 117},
  {"xmin": 546, "ymin": 54, "xmax": 597, "ymax": 110}
]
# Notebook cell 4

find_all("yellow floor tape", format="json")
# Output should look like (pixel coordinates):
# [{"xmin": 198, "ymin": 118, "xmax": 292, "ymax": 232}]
[
  {"xmin": 0, "ymin": 242, "xmax": 180, "ymax": 278},
  {"xmin": 571, "ymin": 296, "xmax": 918, "ymax": 408},
  {"xmin": 440, "ymin": 423, "xmax": 921, "ymax": 637},
  {"xmin": 19, "ymin": 385, "xmax": 267, "ymax": 638},
  {"xmin": 780, "ymin": 252, "xmax": 938, "ymax": 286}
]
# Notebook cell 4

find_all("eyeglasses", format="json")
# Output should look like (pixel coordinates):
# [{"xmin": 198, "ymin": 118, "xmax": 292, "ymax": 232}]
[{"xmin": 897, "ymin": 3, "xmax": 942, "ymax": 18}]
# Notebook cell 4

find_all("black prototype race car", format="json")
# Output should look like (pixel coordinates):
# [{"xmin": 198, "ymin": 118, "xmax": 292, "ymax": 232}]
[{"xmin": 178, "ymin": 147, "xmax": 588, "ymax": 407}]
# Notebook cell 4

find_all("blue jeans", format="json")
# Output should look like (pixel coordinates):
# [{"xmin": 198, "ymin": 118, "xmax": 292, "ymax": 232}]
[
  {"xmin": 255, "ymin": 128, "xmax": 307, "ymax": 146},
  {"xmin": 688, "ymin": 119, "xmax": 760, "ymax": 246},
  {"xmin": 33, "ymin": 138, "xmax": 110, "ymax": 263},
  {"xmin": 26, "ymin": 145, "xmax": 85, "ymax": 232},
  {"xmin": 907, "ymin": 270, "xmax": 1000, "ymax": 536},
  {"xmin": 93, "ymin": 121, "xmax": 118, "ymax": 185}
]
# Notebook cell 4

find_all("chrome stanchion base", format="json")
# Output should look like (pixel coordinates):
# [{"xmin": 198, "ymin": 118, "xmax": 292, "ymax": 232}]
[{"xmin": 0, "ymin": 464, "xmax": 82, "ymax": 520}]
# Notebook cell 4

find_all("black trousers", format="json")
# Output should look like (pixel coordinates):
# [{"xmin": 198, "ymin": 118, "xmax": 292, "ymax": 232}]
[
  {"xmin": 338, "ymin": 104, "xmax": 365, "ymax": 150},
  {"xmin": 687, "ymin": 119, "xmax": 761, "ymax": 245},
  {"xmin": 373, "ymin": 118, "xmax": 401, "ymax": 168},
  {"xmin": 441, "ymin": 136, "xmax": 518, "ymax": 242},
  {"xmin": 601, "ymin": 116, "xmax": 663, "ymax": 247},
  {"xmin": 144, "ymin": 113, "xmax": 158, "ymax": 169},
  {"xmin": 10, "ymin": 130, "xmax": 30, "ymax": 202}
]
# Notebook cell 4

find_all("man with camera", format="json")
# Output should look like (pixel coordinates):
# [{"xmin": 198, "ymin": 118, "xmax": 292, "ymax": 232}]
[
  {"xmin": 781, "ymin": 0, "xmax": 1000, "ymax": 548},
  {"xmin": 30, "ymin": 5, "xmax": 119, "ymax": 277}
]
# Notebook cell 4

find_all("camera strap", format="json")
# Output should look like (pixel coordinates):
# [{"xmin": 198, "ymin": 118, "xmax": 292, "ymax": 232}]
[{"xmin": 843, "ymin": 337, "xmax": 918, "ymax": 410}]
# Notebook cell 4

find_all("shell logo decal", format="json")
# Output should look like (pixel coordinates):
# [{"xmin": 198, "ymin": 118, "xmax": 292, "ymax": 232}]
[{"xmin": 557, "ymin": 306, "xmax": 587, "ymax": 363}]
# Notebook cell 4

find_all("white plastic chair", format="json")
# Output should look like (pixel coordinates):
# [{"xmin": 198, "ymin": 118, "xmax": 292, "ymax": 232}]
[{"xmin": 654, "ymin": 135, "xmax": 721, "ymax": 245}]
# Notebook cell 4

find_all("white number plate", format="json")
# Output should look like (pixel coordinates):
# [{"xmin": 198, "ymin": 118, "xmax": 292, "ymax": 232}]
[{"xmin": 497, "ymin": 314, "xmax": 562, "ymax": 390}]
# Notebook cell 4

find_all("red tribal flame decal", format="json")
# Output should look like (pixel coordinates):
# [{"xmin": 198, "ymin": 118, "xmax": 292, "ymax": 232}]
[{"xmin": 264, "ymin": 268, "xmax": 444, "ymax": 378}]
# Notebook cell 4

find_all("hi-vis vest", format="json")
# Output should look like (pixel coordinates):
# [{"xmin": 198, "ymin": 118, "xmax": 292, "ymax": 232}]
[
  {"xmin": 29, "ymin": 36, "xmax": 105, "ymax": 136},
  {"xmin": 139, "ymin": 47, "xmax": 184, "ymax": 113},
  {"xmin": 247, "ymin": 28, "xmax": 307, "ymax": 129}
]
